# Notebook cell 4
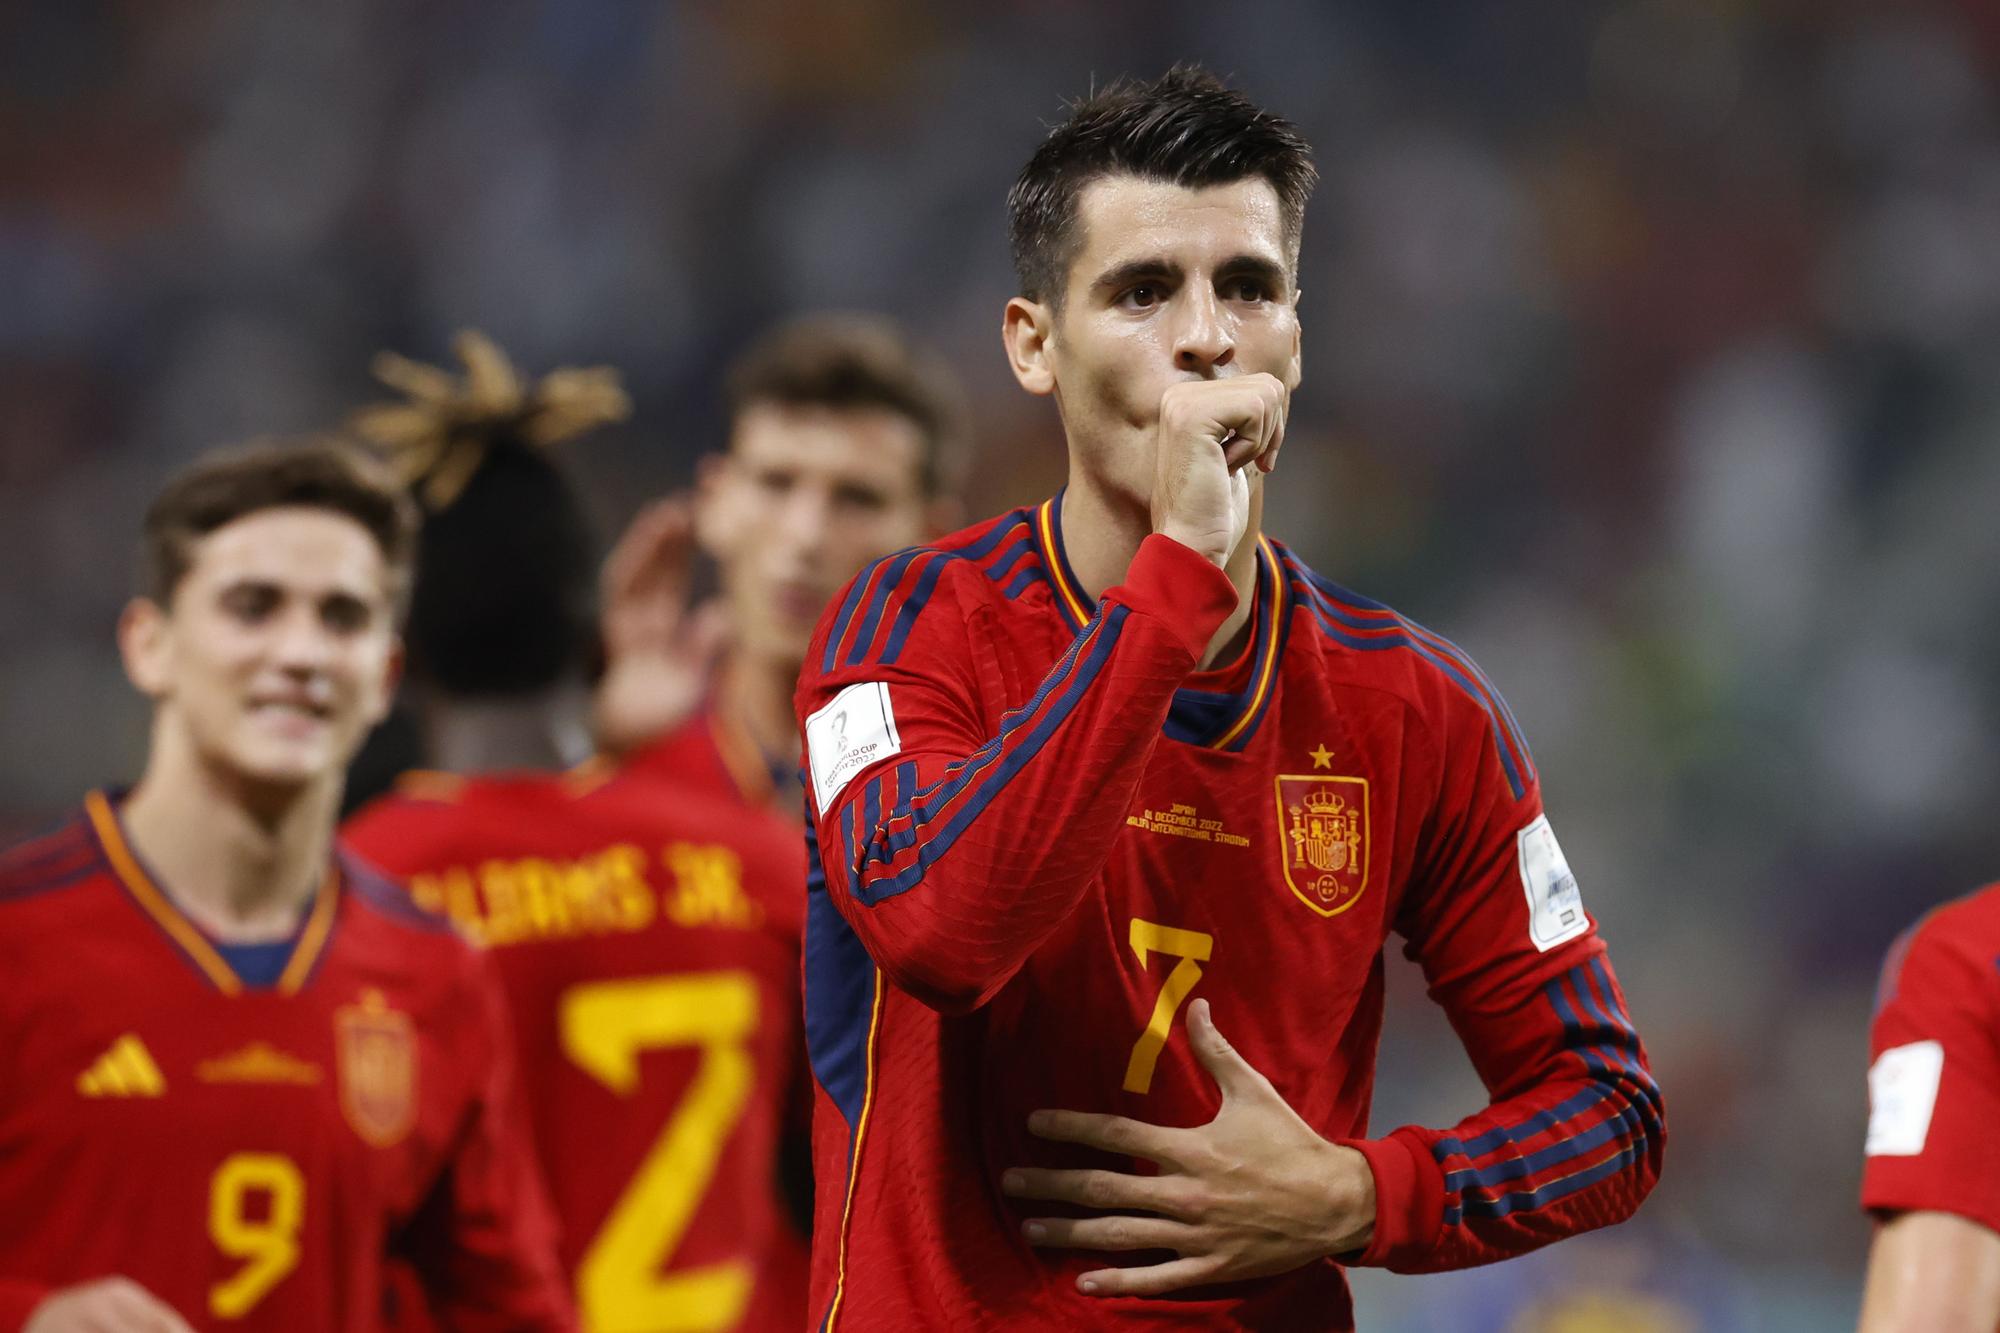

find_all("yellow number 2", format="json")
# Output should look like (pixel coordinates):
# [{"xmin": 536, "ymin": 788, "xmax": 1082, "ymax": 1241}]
[
  {"xmin": 561, "ymin": 973, "xmax": 760, "ymax": 1333},
  {"xmin": 1122, "ymin": 919, "xmax": 1215, "ymax": 1095},
  {"xmin": 208, "ymin": 1152, "xmax": 305, "ymax": 1318}
]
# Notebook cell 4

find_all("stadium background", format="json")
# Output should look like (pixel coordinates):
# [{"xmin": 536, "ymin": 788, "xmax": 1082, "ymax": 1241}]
[{"xmin": 2, "ymin": 1, "xmax": 1997, "ymax": 1328}]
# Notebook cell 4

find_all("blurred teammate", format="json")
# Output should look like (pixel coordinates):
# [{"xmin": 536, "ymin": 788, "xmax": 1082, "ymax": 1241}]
[
  {"xmin": 340, "ymin": 335, "xmax": 810, "ymax": 1333},
  {"xmin": 795, "ymin": 68, "xmax": 1664, "ymax": 1329},
  {"xmin": 0, "ymin": 442, "xmax": 571, "ymax": 1332},
  {"xmin": 1856, "ymin": 884, "xmax": 2000, "ymax": 1331},
  {"xmin": 593, "ymin": 315, "xmax": 964, "ymax": 815}
]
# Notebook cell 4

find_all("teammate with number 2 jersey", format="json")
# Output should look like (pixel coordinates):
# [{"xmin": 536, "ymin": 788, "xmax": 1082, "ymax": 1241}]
[
  {"xmin": 342, "ymin": 333, "xmax": 811, "ymax": 1333},
  {"xmin": 796, "ymin": 70, "xmax": 1663, "ymax": 1331},
  {"xmin": 346, "ymin": 765, "xmax": 807, "ymax": 1333}
]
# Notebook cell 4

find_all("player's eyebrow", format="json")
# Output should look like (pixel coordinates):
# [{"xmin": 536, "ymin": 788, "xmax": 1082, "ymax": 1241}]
[
  {"xmin": 1216, "ymin": 253, "xmax": 1290, "ymax": 293},
  {"xmin": 1090, "ymin": 258, "xmax": 1182, "ymax": 296}
]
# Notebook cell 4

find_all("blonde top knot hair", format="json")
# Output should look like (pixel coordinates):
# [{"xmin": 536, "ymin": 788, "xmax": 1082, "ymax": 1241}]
[{"xmin": 349, "ymin": 329, "xmax": 632, "ymax": 512}]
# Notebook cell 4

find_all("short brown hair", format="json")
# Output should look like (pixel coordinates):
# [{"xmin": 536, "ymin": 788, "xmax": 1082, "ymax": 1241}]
[
  {"xmin": 140, "ymin": 439, "xmax": 420, "ymax": 613},
  {"xmin": 726, "ymin": 314, "xmax": 967, "ymax": 497},
  {"xmin": 1007, "ymin": 66, "xmax": 1317, "ymax": 308}
]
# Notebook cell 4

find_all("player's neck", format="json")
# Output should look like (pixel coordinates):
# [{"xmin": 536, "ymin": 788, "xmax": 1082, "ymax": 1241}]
[
  {"xmin": 1059, "ymin": 477, "xmax": 1262, "ymax": 669},
  {"xmin": 425, "ymin": 683, "xmax": 595, "ymax": 775},
  {"xmin": 121, "ymin": 738, "xmax": 338, "ymax": 942},
  {"xmin": 719, "ymin": 652, "xmax": 804, "ymax": 772}
]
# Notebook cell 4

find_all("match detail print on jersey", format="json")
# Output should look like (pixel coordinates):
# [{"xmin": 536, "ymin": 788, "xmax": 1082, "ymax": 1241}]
[
  {"xmin": 1865, "ymin": 1039, "xmax": 1945, "ymax": 1157},
  {"xmin": 1518, "ymin": 814, "xmax": 1588, "ymax": 952},
  {"xmin": 806, "ymin": 681, "xmax": 903, "ymax": 810}
]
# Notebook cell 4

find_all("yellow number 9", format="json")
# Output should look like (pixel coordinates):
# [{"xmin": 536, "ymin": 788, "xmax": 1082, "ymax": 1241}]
[{"xmin": 208, "ymin": 1152, "xmax": 305, "ymax": 1318}]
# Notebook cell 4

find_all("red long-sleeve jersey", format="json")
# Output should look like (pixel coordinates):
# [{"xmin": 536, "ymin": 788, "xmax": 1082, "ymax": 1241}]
[
  {"xmin": 1861, "ymin": 883, "xmax": 2000, "ymax": 1235},
  {"xmin": 343, "ymin": 761, "xmax": 809, "ymax": 1333},
  {"xmin": 795, "ymin": 496, "xmax": 1664, "ymax": 1330},
  {"xmin": 0, "ymin": 791, "xmax": 571, "ymax": 1333}
]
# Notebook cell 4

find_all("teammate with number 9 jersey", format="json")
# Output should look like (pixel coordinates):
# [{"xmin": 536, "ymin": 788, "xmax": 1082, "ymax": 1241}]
[{"xmin": 0, "ymin": 441, "xmax": 570, "ymax": 1332}]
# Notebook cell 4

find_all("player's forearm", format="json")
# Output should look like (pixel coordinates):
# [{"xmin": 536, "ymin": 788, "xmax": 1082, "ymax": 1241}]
[
  {"xmin": 1858, "ymin": 1211, "xmax": 2000, "ymax": 1333},
  {"xmin": 1343, "ymin": 984, "xmax": 1665, "ymax": 1272},
  {"xmin": 822, "ymin": 536, "xmax": 1237, "ymax": 1012}
]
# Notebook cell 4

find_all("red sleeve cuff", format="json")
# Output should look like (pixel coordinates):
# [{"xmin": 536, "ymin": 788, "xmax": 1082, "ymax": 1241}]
[
  {"xmin": 1337, "ymin": 1129, "xmax": 1446, "ymax": 1270},
  {"xmin": 1106, "ymin": 534, "xmax": 1240, "ymax": 661},
  {"xmin": 1862, "ymin": 1176, "xmax": 2000, "ymax": 1241},
  {"xmin": 0, "ymin": 1278, "xmax": 51, "ymax": 1331}
]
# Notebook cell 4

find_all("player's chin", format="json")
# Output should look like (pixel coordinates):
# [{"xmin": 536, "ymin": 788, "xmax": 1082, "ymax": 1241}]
[{"xmin": 224, "ymin": 731, "xmax": 349, "ymax": 789}]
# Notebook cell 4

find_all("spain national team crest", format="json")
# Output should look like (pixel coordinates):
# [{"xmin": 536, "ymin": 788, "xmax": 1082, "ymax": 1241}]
[
  {"xmin": 1274, "ymin": 774, "xmax": 1369, "ymax": 917},
  {"xmin": 335, "ymin": 990, "xmax": 418, "ymax": 1148}
]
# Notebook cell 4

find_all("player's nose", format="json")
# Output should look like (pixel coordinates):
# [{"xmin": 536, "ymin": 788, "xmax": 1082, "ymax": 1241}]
[
  {"xmin": 1172, "ymin": 285, "xmax": 1235, "ymax": 376},
  {"xmin": 779, "ymin": 487, "xmax": 833, "ymax": 555},
  {"xmin": 266, "ymin": 605, "xmax": 337, "ymax": 672}
]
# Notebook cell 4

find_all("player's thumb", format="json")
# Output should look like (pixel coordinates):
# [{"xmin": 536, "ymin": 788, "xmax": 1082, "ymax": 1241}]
[{"xmin": 1188, "ymin": 999, "xmax": 1263, "ymax": 1103}]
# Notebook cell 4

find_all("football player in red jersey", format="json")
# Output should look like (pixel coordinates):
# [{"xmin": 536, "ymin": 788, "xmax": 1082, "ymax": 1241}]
[
  {"xmin": 593, "ymin": 315, "xmax": 964, "ymax": 816},
  {"xmin": 0, "ymin": 442, "xmax": 571, "ymax": 1333},
  {"xmin": 794, "ymin": 68, "xmax": 1664, "ymax": 1330},
  {"xmin": 1856, "ymin": 884, "xmax": 2000, "ymax": 1331},
  {"xmin": 340, "ymin": 335, "xmax": 812, "ymax": 1333}
]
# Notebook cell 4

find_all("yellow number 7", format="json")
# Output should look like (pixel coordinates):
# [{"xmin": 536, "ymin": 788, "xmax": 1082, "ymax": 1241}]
[{"xmin": 1122, "ymin": 919, "xmax": 1215, "ymax": 1095}]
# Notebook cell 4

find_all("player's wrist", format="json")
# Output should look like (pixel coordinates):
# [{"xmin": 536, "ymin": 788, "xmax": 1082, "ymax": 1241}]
[
  {"xmin": 1153, "ymin": 518, "xmax": 1232, "ymax": 569},
  {"xmin": 1313, "ymin": 1142, "xmax": 1377, "ymax": 1257}
]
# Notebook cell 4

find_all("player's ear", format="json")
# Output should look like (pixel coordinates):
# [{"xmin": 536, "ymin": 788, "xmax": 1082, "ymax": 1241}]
[
  {"xmin": 1003, "ymin": 297, "xmax": 1057, "ymax": 397},
  {"xmin": 1283, "ymin": 287, "xmax": 1303, "ymax": 393},
  {"xmin": 691, "ymin": 453, "xmax": 735, "ymax": 558},
  {"xmin": 365, "ymin": 637, "xmax": 405, "ymax": 728},
  {"xmin": 117, "ymin": 597, "xmax": 173, "ymax": 700}
]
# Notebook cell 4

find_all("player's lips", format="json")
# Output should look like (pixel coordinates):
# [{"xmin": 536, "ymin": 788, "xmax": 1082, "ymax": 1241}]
[{"xmin": 246, "ymin": 696, "xmax": 334, "ymax": 734}]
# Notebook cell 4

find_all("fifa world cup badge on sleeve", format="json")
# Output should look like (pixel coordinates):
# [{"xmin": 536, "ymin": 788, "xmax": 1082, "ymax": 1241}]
[
  {"xmin": 1865, "ymin": 1040, "xmax": 1944, "ymax": 1157},
  {"xmin": 1518, "ymin": 815, "xmax": 1589, "ymax": 951},
  {"xmin": 806, "ymin": 682, "xmax": 903, "ymax": 810},
  {"xmin": 336, "ymin": 990, "xmax": 419, "ymax": 1147},
  {"xmin": 1273, "ymin": 774, "xmax": 1369, "ymax": 917}
]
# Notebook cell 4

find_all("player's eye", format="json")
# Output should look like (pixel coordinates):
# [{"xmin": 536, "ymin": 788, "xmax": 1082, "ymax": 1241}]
[
  {"xmin": 755, "ymin": 468, "xmax": 797, "ymax": 496},
  {"xmin": 833, "ymin": 484, "xmax": 889, "ymax": 514},
  {"xmin": 1224, "ymin": 276, "xmax": 1271, "ymax": 303},
  {"xmin": 320, "ymin": 596, "xmax": 374, "ymax": 634},
  {"xmin": 1118, "ymin": 284, "xmax": 1165, "ymax": 310},
  {"xmin": 220, "ymin": 585, "xmax": 281, "ymax": 623}
]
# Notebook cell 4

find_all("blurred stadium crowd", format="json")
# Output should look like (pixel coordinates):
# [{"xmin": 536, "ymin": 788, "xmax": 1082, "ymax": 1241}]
[{"xmin": 3, "ymin": 1, "xmax": 1998, "ymax": 1328}]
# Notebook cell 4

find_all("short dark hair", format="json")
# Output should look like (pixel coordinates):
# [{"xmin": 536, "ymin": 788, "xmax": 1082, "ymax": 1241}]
[
  {"xmin": 726, "ymin": 314, "xmax": 967, "ymax": 498},
  {"xmin": 140, "ymin": 440, "xmax": 418, "ymax": 611},
  {"xmin": 1007, "ymin": 66, "xmax": 1317, "ymax": 307}
]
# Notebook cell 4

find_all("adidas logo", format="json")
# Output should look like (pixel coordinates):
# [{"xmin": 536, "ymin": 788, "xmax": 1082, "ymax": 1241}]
[{"xmin": 77, "ymin": 1033, "xmax": 166, "ymax": 1098}]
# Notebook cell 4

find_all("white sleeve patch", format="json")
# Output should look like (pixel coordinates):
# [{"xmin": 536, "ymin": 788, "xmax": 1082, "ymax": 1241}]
[
  {"xmin": 805, "ymin": 682, "xmax": 903, "ymax": 812},
  {"xmin": 1866, "ymin": 1040, "xmax": 1944, "ymax": 1157},
  {"xmin": 1518, "ymin": 815, "xmax": 1588, "ymax": 952}
]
